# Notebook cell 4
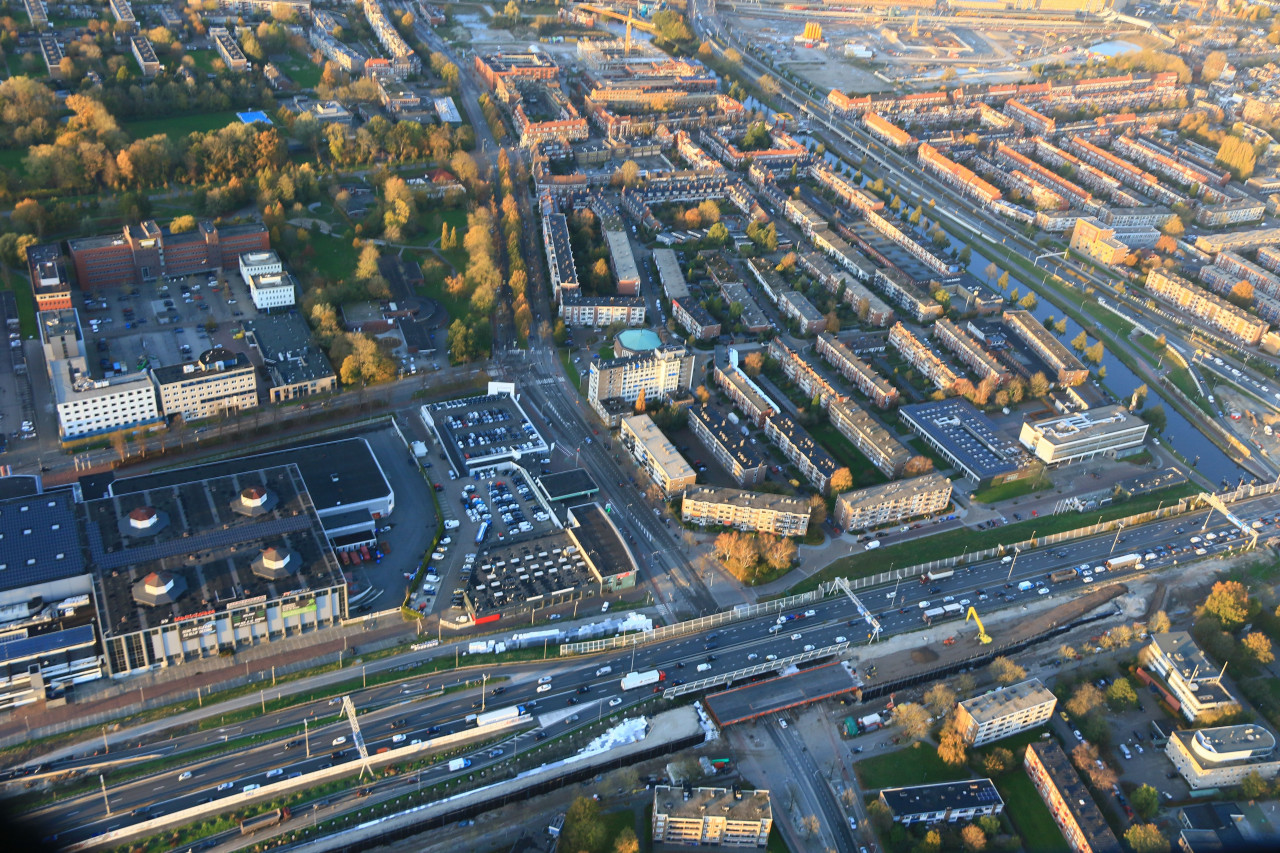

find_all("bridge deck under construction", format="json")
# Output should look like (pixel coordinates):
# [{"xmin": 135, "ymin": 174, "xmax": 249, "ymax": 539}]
[{"xmin": 705, "ymin": 662, "xmax": 858, "ymax": 727}]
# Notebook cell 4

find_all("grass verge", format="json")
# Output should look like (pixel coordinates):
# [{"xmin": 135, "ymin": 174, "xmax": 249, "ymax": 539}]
[
  {"xmin": 972, "ymin": 475, "xmax": 1052, "ymax": 505},
  {"xmin": 854, "ymin": 742, "xmax": 970, "ymax": 789}
]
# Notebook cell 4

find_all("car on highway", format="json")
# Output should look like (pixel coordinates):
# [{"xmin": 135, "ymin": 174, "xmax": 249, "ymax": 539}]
[
  {"xmin": 266, "ymin": 769, "xmax": 283, "ymax": 778},
  {"xmin": 537, "ymin": 676, "xmax": 553, "ymax": 684},
  {"xmin": 790, "ymin": 633, "xmax": 802, "ymax": 640},
  {"xmin": 1038, "ymin": 587, "xmax": 1049, "ymax": 595},
  {"xmin": 179, "ymin": 771, "xmax": 192, "ymax": 780},
  {"xmin": 536, "ymin": 684, "xmax": 551, "ymax": 693},
  {"xmin": 803, "ymin": 609, "xmax": 816, "ymax": 617},
  {"xmin": 778, "ymin": 718, "xmax": 788, "ymax": 729},
  {"xmin": 803, "ymin": 644, "xmax": 815, "ymax": 652},
  {"xmin": 835, "ymin": 636, "xmax": 847, "ymax": 643},
  {"xmin": 766, "ymin": 654, "xmax": 777, "ymax": 661},
  {"xmin": 609, "ymin": 697, "xmax": 623, "ymax": 707},
  {"xmin": 747, "ymin": 653, "xmax": 759, "ymax": 661},
  {"xmin": 918, "ymin": 601, "xmax": 931, "ymax": 609},
  {"xmin": 392, "ymin": 734, "xmax": 407, "ymax": 743},
  {"xmin": 332, "ymin": 736, "xmax": 348, "ymax": 746},
  {"xmin": 217, "ymin": 781, "xmax": 234, "ymax": 791}
]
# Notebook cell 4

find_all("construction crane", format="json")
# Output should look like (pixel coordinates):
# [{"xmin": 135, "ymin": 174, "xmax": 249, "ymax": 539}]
[
  {"xmin": 910, "ymin": 11, "xmax": 920, "ymax": 39},
  {"xmin": 580, "ymin": 4, "xmax": 658, "ymax": 34},
  {"xmin": 965, "ymin": 606, "xmax": 992, "ymax": 644}
]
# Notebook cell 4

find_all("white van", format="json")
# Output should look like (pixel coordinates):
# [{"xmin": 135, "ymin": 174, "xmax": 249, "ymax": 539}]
[
  {"xmin": 1119, "ymin": 744, "xmax": 1131, "ymax": 760},
  {"xmin": 596, "ymin": 666, "xmax": 613, "ymax": 677},
  {"xmin": 697, "ymin": 662, "xmax": 712, "ymax": 672}
]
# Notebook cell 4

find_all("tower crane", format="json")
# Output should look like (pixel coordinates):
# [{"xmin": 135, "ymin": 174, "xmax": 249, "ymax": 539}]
[{"xmin": 965, "ymin": 606, "xmax": 992, "ymax": 644}]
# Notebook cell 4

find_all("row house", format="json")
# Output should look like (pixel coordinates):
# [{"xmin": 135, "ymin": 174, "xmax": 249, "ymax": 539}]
[
  {"xmin": 1030, "ymin": 138, "xmax": 1149, "ymax": 208},
  {"xmin": 768, "ymin": 339, "xmax": 846, "ymax": 409},
  {"xmin": 1003, "ymin": 99, "xmax": 1056, "ymax": 135},
  {"xmin": 1113, "ymin": 135, "xmax": 1226, "ymax": 191},
  {"xmin": 933, "ymin": 318, "xmax": 1009, "ymax": 385},
  {"xmin": 1146, "ymin": 270, "xmax": 1269, "ymax": 347},
  {"xmin": 918, "ymin": 144, "xmax": 1003, "ymax": 206},
  {"xmin": 364, "ymin": 0, "xmax": 420, "ymax": 69},
  {"xmin": 816, "ymin": 332, "xmax": 898, "ymax": 409},
  {"xmin": 1198, "ymin": 267, "xmax": 1280, "ymax": 325},
  {"xmin": 1195, "ymin": 197, "xmax": 1266, "ymax": 228},
  {"xmin": 1213, "ymin": 251, "xmax": 1280, "ymax": 298},
  {"xmin": 1064, "ymin": 137, "xmax": 1188, "ymax": 208},
  {"xmin": 863, "ymin": 112, "xmax": 914, "ymax": 149},
  {"xmin": 994, "ymin": 144, "xmax": 1100, "ymax": 212},
  {"xmin": 889, "ymin": 323, "xmax": 958, "ymax": 393}
]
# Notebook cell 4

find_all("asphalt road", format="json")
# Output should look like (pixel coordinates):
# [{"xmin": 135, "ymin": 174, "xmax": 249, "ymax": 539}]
[{"xmin": 30, "ymin": 491, "xmax": 1280, "ymax": 844}]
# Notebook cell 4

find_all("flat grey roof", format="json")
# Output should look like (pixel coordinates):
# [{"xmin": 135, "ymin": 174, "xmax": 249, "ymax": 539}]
[
  {"xmin": 880, "ymin": 779, "xmax": 1003, "ymax": 818},
  {"xmin": 537, "ymin": 469, "xmax": 599, "ymax": 501},
  {"xmin": 901, "ymin": 399, "xmax": 1031, "ymax": 481},
  {"xmin": 111, "ymin": 437, "xmax": 390, "ymax": 515},
  {"xmin": 958, "ymin": 678, "xmax": 1056, "ymax": 723},
  {"xmin": 566, "ymin": 503, "xmax": 634, "ymax": 580},
  {"xmin": 0, "ymin": 491, "xmax": 86, "ymax": 593}
]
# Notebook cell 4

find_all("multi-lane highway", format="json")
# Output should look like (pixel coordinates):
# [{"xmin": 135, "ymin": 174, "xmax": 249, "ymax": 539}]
[{"xmin": 27, "ymin": 491, "xmax": 1280, "ymax": 845}]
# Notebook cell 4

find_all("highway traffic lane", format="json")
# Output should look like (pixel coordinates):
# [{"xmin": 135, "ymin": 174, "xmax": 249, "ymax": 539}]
[{"xmin": 37, "ymin": 498, "xmax": 1280, "ymax": 835}]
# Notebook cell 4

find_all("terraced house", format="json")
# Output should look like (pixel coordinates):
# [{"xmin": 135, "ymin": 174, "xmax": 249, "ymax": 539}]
[{"xmin": 816, "ymin": 332, "xmax": 898, "ymax": 409}]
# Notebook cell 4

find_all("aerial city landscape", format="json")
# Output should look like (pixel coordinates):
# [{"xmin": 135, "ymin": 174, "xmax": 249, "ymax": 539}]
[{"xmin": 5, "ymin": 0, "xmax": 1280, "ymax": 852}]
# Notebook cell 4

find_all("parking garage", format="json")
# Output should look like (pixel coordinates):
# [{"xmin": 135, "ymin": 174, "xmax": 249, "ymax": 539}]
[{"xmin": 419, "ymin": 382, "xmax": 549, "ymax": 476}]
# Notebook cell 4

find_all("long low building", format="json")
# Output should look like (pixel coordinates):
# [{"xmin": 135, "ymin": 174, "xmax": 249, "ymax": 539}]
[
  {"xmin": 1024, "ymin": 741, "xmax": 1123, "ymax": 853},
  {"xmin": 1001, "ymin": 310, "xmax": 1089, "ymax": 386},
  {"xmin": 680, "ymin": 485, "xmax": 811, "ymax": 537},
  {"xmin": 878, "ymin": 779, "xmax": 1004, "ymax": 826},
  {"xmin": 816, "ymin": 332, "xmax": 898, "ymax": 408},
  {"xmin": 833, "ymin": 472, "xmax": 951, "ymax": 533},
  {"xmin": 900, "ymin": 399, "xmax": 1036, "ymax": 486},
  {"xmin": 1018, "ymin": 405, "xmax": 1148, "ymax": 465},
  {"xmin": 764, "ymin": 413, "xmax": 844, "ymax": 495}
]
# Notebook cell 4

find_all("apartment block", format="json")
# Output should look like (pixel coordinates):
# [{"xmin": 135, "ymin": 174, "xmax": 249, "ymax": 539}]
[
  {"xmin": 764, "ymin": 413, "xmax": 843, "ymax": 494},
  {"xmin": 714, "ymin": 357, "xmax": 777, "ymax": 427},
  {"xmin": 1166, "ymin": 725, "xmax": 1280, "ymax": 790},
  {"xmin": 1001, "ymin": 310, "xmax": 1089, "ymax": 386},
  {"xmin": 1144, "ymin": 632, "xmax": 1238, "ymax": 723},
  {"xmin": 1024, "ymin": 742, "xmax": 1123, "ymax": 853},
  {"xmin": 954, "ymin": 678, "xmax": 1057, "ymax": 746},
  {"xmin": 653, "ymin": 248, "xmax": 689, "ymax": 301},
  {"xmin": 888, "ymin": 323, "xmax": 958, "ymax": 393},
  {"xmin": 587, "ymin": 345, "xmax": 693, "ymax": 428},
  {"xmin": 1196, "ymin": 197, "xmax": 1266, "ymax": 228},
  {"xmin": 833, "ymin": 472, "xmax": 952, "ymax": 533},
  {"xmin": 688, "ymin": 405, "xmax": 767, "ymax": 486},
  {"xmin": 672, "ymin": 298, "xmax": 720, "ymax": 341},
  {"xmin": 560, "ymin": 294, "xmax": 645, "ymax": 328},
  {"xmin": 1146, "ymin": 270, "xmax": 1269, "ymax": 347},
  {"xmin": 1018, "ymin": 405, "xmax": 1148, "ymax": 465},
  {"xmin": 1070, "ymin": 217, "xmax": 1130, "ymax": 266},
  {"xmin": 130, "ymin": 35, "xmax": 160, "ymax": 77},
  {"xmin": 651, "ymin": 786, "xmax": 772, "ymax": 848},
  {"xmin": 69, "ymin": 220, "xmax": 269, "ymax": 289},
  {"xmin": 767, "ymin": 339, "xmax": 845, "ymax": 409},
  {"xmin": 27, "ymin": 244, "xmax": 72, "ymax": 312},
  {"xmin": 933, "ymin": 319, "xmax": 1008, "ymax": 385},
  {"xmin": 879, "ymin": 780, "xmax": 1004, "ymax": 826},
  {"xmin": 620, "ymin": 414, "xmax": 696, "ymax": 497},
  {"xmin": 1214, "ymin": 250, "xmax": 1280, "ymax": 299},
  {"xmin": 210, "ymin": 27, "xmax": 248, "ymax": 73},
  {"xmin": 309, "ymin": 29, "xmax": 365, "ymax": 74},
  {"xmin": 364, "ymin": 0, "xmax": 418, "ymax": 69},
  {"xmin": 542, "ymin": 213, "xmax": 579, "ymax": 304},
  {"xmin": 109, "ymin": 0, "xmax": 135, "ymax": 26},
  {"xmin": 39, "ymin": 35, "xmax": 64, "ymax": 78},
  {"xmin": 718, "ymin": 281, "xmax": 771, "ymax": 334},
  {"xmin": 815, "ymin": 332, "xmax": 898, "ymax": 409},
  {"xmin": 828, "ymin": 399, "xmax": 912, "ymax": 479},
  {"xmin": 1065, "ymin": 136, "xmax": 1188, "ymax": 208},
  {"xmin": 681, "ymin": 485, "xmax": 810, "ymax": 537},
  {"xmin": 1195, "ymin": 227, "xmax": 1280, "ymax": 255},
  {"xmin": 150, "ymin": 348, "xmax": 258, "ymax": 422},
  {"xmin": 474, "ymin": 52, "xmax": 559, "ymax": 91},
  {"xmin": 873, "ymin": 267, "xmax": 945, "ymax": 323}
]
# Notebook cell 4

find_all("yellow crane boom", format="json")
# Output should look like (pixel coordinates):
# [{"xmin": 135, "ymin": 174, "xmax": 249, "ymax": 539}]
[
  {"xmin": 966, "ymin": 606, "xmax": 992, "ymax": 644},
  {"xmin": 579, "ymin": 4, "xmax": 659, "ymax": 34}
]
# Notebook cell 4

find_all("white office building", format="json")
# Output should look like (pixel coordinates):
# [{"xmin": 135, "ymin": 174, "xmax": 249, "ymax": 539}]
[
  {"xmin": 239, "ymin": 250, "xmax": 283, "ymax": 280},
  {"xmin": 247, "ymin": 271, "xmax": 297, "ymax": 310}
]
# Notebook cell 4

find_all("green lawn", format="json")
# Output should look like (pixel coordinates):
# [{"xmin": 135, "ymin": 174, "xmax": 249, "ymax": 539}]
[
  {"xmin": 559, "ymin": 348, "xmax": 582, "ymax": 390},
  {"xmin": 309, "ymin": 232, "xmax": 361, "ymax": 280},
  {"xmin": 788, "ymin": 481, "xmax": 1202, "ymax": 593},
  {"xmin": 1, "ymin": 268, "xmax": 37, "ymax": 337},
  {"xmin": 972, "ymin": 473, "xmax": 1052, "ymax": 505},
  {"xmin": 993, "ymin": 771, "xmax": 1069, "ymax": 853},
  {"xmin": 0, "ymin": 147, "xmax": 26, "ymax": 177},
  {"xmin": 277, "ymin": 50, "xmax": 322, "ymax": 89},
  {"xmin": 854, "ymin": 742, "xmax": 971, "ymax": 789},
  {"xmin": 123, "ymin": 110, "xmax": 242, "ymax": 142},
  {"xmin": 810, "ymin": 423, "xmax": 889, "ymax": 489},
  {"xmin": 6, "ymin": 53, "xmax": 45, "ymax": 78},
  {"xmin": 185, "ymin": 49, "xmax": 220, "ymax": 74}
]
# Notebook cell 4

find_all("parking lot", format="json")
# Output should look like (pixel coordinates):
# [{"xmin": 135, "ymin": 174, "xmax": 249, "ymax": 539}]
[{"xmin": 75, "ymin": 269, "xmax": 266, "ymax": 389}]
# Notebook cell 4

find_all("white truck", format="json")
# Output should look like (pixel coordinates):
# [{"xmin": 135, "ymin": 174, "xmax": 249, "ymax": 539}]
[
  {"xmin": 620, "ymin": 670, "xmax": 665, "ymax": 691},
  {"xmin": 448, "ymin": 758, "xmax": 472, "ymax": 771},
  {"xmin": 411, "ymin": 441, "xmax": 428, "ymax": 459}
]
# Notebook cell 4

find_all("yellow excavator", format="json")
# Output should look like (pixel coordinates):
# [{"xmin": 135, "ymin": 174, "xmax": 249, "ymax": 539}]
[{"xmin": 966, "ymin": 606, "xmax": 992, "ymax": 644}]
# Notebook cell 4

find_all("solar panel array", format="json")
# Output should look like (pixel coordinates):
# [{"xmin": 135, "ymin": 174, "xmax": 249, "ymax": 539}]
[{"xmin": 0, "ymin": 492, "xmax": 86, "ymax": 592}]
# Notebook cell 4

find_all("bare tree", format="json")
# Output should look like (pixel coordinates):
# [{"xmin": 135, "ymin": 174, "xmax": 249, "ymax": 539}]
[
  {"xmin": 801, "ymin": 814, "xmax": 820, "ymax": 839},
  {"xmin": 893, "ymin": 702, "xmax": 931, "ymax": 741}
]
